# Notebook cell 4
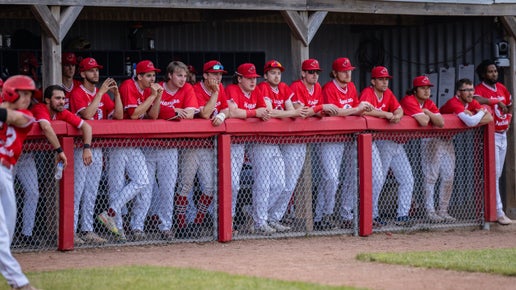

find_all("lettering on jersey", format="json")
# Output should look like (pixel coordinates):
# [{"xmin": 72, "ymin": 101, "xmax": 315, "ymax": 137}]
[
  {"xmin": 496, "ymin": 119, "xmax": 509, "ymax": 127},
  {"xmin": 339, "ymin": 98, "xmax": 354, "ymax": 108},
  {"xmin": 161, "ymin": 99, "xmax": 180, "ymax": 108},
  {"xmin": 273, "ymin": 99, "xmax": 285, "ymax": 110},
  {"xmin": 0, "ymin": 126, "xmax": 17, "ymax": 157},
  {"xmin": 243, "ymin": 102, "xmax": 256, "ymax": 110},
  {"xmin": 307, "ymin": 99, "xmax": 319, "ymax": 107}
]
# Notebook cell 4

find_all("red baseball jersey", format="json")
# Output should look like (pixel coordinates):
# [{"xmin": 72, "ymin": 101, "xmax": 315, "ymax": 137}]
[
  {"xmin": 440, "ymin": 95, "xmax": 482, "ymax": 115},
  {"xmin": 359, "ymin": 87, "xmax": 401, "ymax": 113},
  {"xmin": 193, "ymin": 82, "xmax": 229, "ymax": 117},
  {"xmin": 258, "ymin": 82, "xmax": 294, "ymax": 110},
  {"xmin": 400, "ymin": 94, "xmax": 440, "ymax": 117},
  {"xmin": 475, "ymin": 82, "xmax": 512, "ymax": 132},
  {"xmin": 322, "ymin": 80, "xmax": 359, "ymax": 108},
  {"xmin": 119, "ymin": 79, "xmax": 153, "ymax": 119},
  {"xmin": 158, "ymin": 82, "xmax": 199, "ymax": 120},
  {"xmin": 62, "ymin": 79, "xmax": 82, "ymax": 110},
  {"xmin": 0, "ymin": 109, "xmax": 34, "ymax": 166},
  {"xmin": 69, "ymin": 84, "xmax": 115, "ymax": 120},
  {"xmin": 225, "ymin": 84, "xmax": 267, "ymax": 110},
  {"xmin": 290, "ymin": 80, "xmax": 322, "ymax": 108},
  {"xmin": 32, "ymin": 103, "xmax": 83, "ymax": 129}
]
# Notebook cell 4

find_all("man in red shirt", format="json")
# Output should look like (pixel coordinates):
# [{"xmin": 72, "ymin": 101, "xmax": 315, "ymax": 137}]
[
  {"xmin": 0, "ymin": 75, "xmax": 41, "ymax": 290},
  {"xmin": 474, "ymin": 60, "xmax": 513, "ymax": 225},
  {"xmin": 61, "ymin": 52, "xmax": 82, "ymax": 108}
]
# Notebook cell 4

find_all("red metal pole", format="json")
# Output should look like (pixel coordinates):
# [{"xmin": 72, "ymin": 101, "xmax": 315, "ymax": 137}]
[
  {"xmin": 483, "ymin": 122, "xmax": 497, "ymax": 222},
  {"xmin": 58, "ymin": 137, "xmax": 74, "ymax": 251},
  {"xmin": 358, "ymin": 134, "xmax": 373, "ymax": 236},
  {"xmin": 218, "ymin": 134, "xmax": 232, "ymax": 242}
]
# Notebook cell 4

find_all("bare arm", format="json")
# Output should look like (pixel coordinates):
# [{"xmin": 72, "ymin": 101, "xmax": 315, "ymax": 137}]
[
  {"xmin": 412, "ymin": 113, "xmax": 430, "ymax": 126},
  {"xmin": 423, "ymin": 109, "xmax": 444, "ymax": 127},
  {"xmin": 79, "ymin": 121, "xmax": 93, "ymax": 166},
  {"xmin": 38, "ymin": 121, "xmax": 67, "ymax": 167},
  {"xmin": 145, "ymin": 83, "xmax": 163, "ymax": 120}
]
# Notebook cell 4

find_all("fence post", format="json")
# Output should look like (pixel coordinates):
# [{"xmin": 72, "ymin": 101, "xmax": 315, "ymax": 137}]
[
  {"xmin": 58, "ymin": 137, "xmax": 74, "ymax": 251},
  {"xmin": 483, "ymin": 122, "xmax": 497, "ymax": 222},
  {"xmin": 218, "ymin": 134, "xmax": 232, "ymax": 242},
  {"xmin": 358, "ymin": 133, "xmax": 373, "ymax": 236}
]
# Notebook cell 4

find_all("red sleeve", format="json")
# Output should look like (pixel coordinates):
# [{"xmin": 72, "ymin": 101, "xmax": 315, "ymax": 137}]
[
  {"xmin": 183, "ymin": 84, "xmax": 199, "ymax": 109},
  {"xmin": 386, "ymin": 89, "xmax": 401, "ymax": 112},
  {"xmin": 400, "ymin": 95, "xmax": 423, "ymax": 116},
  {"xmin": 255, "ymin": 86, "xmax": 267, "ymax": 108},
  {"xmin": 69, "ymin": 88, "xmax": 87, "ymax": 114},
  {"xmin": 31, "ymin": 103, "xmax": 51, "ymax": 122},
  {"xmin": 102, "ymin": 94, "xmax": 115, "ymax": 117},
  {"xmin": 469, "ymin": 99, "xmax": 482, "ymax": 113},
  {"xmin": 59, "ymin": 110, "xmax": 84, "ymax": 128}
]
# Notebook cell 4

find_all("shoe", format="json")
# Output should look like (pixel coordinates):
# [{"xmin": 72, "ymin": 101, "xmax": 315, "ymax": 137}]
[
  {"xmin": 395, "ymin": 216, "xmax": 413, "ymax": 226},
  {"xmin": 268, "ymin": 221, "xmax": 291, "ymax": 232},
  {"xmin": 12, "ymin": 283, "xmax": 41, "ymax": 290},
  {"xmin": 373, "ymin": 217, "xmax": 387, "ymax": 227},
  {"xmin": 115, "ymin": 230, "xmax": 127, "ymax": 243},
  {"xmin": 74, "ymin": 236, "xmax": 85, "ymax": 246},
  {"xmin": 132, "ymin": 230, "xmax": 147, "ymax": 241},
  {"xmin": 81, "ymin": 232, "xmax": 107, "ymax": 244},
  {"xmin": 161, "ymin": 230, "xmax": 174, "ymax": 241},
  {"xmin": 497, "ymin": 214, "xmax": 512, "ymax": 225},
  {"xmin": 427, "ymin": 212, "xmax": 445, "ymax": 223},
  {"xmin": 255, "ymin": 223, "xmax": 276, "ymax": 235},
  {"xmin": 97, "ymin": 211, "xmax": 119, "ymax": 235},
  {"xmin": 439, "ymin": 212, "xmax": 457, "ymax": 223},
  {"xmin": 340, "ymin": 219, "xmax": 353, "ymax": 229}
]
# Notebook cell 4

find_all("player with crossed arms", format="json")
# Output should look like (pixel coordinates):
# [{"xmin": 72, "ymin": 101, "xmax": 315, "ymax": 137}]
[{"xmin": 0, "ymin": 75, "xmax": 40, "ymax": 290}]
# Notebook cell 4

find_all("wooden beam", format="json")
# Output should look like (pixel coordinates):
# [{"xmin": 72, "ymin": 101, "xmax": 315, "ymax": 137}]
[
  {"xmin": 501, "ymin": 16, "xmax": 516, "ymax": 40},
  {"xmin": 59, "ymin": 6, "xmax": 83, "ymax": 42},
  {"xmin": 31, "ymin": 4, "xmax": 60, "ymax": 42},
  {"xmin": 504, "ymin": 36, "xmax": 516, "ymax": 219},
  {"xmin": 307, "ymin": 11, "xmax": 327, "ymax": 44},
  {"xmin": 282, "ymin": 10, "xmax": 308, "ymax": 46}
]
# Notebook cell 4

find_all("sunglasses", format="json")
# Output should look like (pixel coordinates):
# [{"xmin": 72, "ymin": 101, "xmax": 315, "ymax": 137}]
[
  {"xmin": 211, "ymin": 64, "xmax": 224, "ymax": 70},
  {"xmin": 306, "ymin": 70, "xmax": 320, "ymax": 75}
]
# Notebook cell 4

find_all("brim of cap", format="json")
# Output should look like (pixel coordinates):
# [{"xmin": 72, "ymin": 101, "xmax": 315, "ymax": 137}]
[
  {"xmin": 335, "ymin": 66, "xmax": 356, "ymax": 72},
  {"xmin": 80, "ymin": 65, "xmax": 104, "ymax": 72},
  {"xmin": 373, "ymin": 75, "xmax": 393, "ymax": 79},
  {"xmin": 415, "ymin": 84, "xmax": 434, "ymax": 87},
  {"xmin": 205, "ymin": 69, "xmax": 227, "ymax": 74},
  {"xmin": 264, "ymin": 67, "xmax": 285, "ymax": 73},
  {"xmin": 241, "ymin": 73, "xmax": 261, "ymax": 78},
  {"xmin": 138, "ymin": 68, "xmax": 161, "ymax": 74}
]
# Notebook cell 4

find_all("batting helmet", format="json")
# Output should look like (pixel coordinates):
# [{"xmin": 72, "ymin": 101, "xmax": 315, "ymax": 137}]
[{"xmin": 1, "ymin": 75, "xmax": 36, "ymax": 103}]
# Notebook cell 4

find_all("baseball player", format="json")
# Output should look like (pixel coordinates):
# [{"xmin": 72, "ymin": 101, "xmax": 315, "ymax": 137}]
[
  {"xmin": 97, "ymin": 60, "xmax": 162, "ymax": 242},
  {"xmin": 0, "ymin": 75, "xmax": 40, "ymax": 290},
  {"xmin": 176, "ymin": 60, "xmax": 229, "ymax": 238},
  {"xmin": 400, "ymin": 76, "xmax": 453, "ymax": 223},
  {"xmin": 61, "ymin": 52, "xmax": 82, "ymax": 109},
  {"xmin": 69, "ymin": 57, "xmax": 123, "ymax": 245},
  {"xmin": 473, "ymin": 60, "xmax": 513, "ymax": 225},
  {"xmin": 226, "ymin": 63, "xmax": 271, "ymax": 234},
  {"xmin": 318, "ymin": 57, "xmax": 375, "ymax": 230},
  {"xmin": 145, "ymin": 61, "xmax": 197, "ymax": 240},
  {"xmin": 255, "ymin": 60, "xmax": 309, "ymax": 233},
  {"xmin": 360, "ymin": 66, "xmax": 413, "ymax": 226}
]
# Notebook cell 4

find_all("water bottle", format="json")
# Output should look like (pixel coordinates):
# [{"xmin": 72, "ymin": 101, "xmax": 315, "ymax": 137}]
[{"xmin": 55, "ymin": 161, "xmax": 64, "ymax": 180}]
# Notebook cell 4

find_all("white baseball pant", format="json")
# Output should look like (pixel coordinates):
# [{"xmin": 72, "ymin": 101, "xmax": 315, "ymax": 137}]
[
  {"xmin": 376, "ymin": 140, "xmax": 414, "ymax": 217},
  {"xmin": 314, "ymin": 142, "xmax": 344, "ymax": 222},
  {"xmin": 74, "ymin": 148, "xmax": 103, "ymax": 232},
  {"xmin": 371, "ymin": 143, "xmax": 385, "ymax": 219},
  {"xmin": 421, "ymin": 138, "xmax": 455, "ymax": 214},
  {"xmin": 249, "ymin": 144, "xmax": 286, "ymax": 227},
  {"xmin": 108, "ymin": 147, "xmax": 150, "ymax": 231},
  {"xmin": 231, "ymin": 144, "xmax": 245, "ymax": 217},
  {"xmin": 268, "ymin": 144, "xmax": 306, "ymax": 223},
  {"xmin": 13, "ymin": 153, "xmax": 39, "ymax": 237},
  {"xmin": 0, "ymin": 165, "xmax": 30, "ymax": 288},
  {"xmin": 494, "ymin": 132, "xmax": 508, "ymax": 217}
]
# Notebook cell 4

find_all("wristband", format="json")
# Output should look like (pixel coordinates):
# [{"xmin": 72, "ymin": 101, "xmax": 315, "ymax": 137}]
[
  {"xmin": 313, "ymin": 105, "xmax": 323, "ymax": 113},
  {"xmin": 215, "ymin": 112, "xmax": 226, "ymax": 122},
  {"xmin": 83, "ymin": 144, "xmax": 91, "ymax": 149},
  {"xmin": 54, "ymin": 147, "xmax": 63, "ymax": 154},
  {"xmin": 488, "ymin": 99, "xmax": 498, "ymax": 106},
  {"xmin": 0, "ymin": 108, "xmax": 7, "ymax": 123},
  {"xmin": 246, "ymin": 110, "xmax": 256, "ymax": 118}
]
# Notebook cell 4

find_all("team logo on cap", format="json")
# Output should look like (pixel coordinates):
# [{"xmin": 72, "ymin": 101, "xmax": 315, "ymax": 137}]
[
  {"xmin": 66, "ymin": 54, "xmax": 75, "ymax": 62},
  {"xmin": 309, "ymin": 60, "xmax": 319, "ymax": 68},
  {"xmin": 248, "ymin": 65, "xmax": 256, "ymax": 74},
  {"xmin": 342, "ymin": 59, "xmax": 349, "ymax": 68},
  {"xmin": 421, "ymin": 76, "xmax": 430, "ymax": 84},
  {"xmin": 88, "ymin": 59, "xmax": 96, "ymax": 65},
  {"xmin": 380, "ymin": 68, "xmax": 388, "ymax": 75},
  {"xmin": 147, "ymin": 62, "xmax": 155, "ymax": 68}
]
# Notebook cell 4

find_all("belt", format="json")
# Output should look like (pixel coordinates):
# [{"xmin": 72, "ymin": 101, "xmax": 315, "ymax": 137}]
[
  {"xmin": 495, "ymin": 130, "xmax": 507, "ymax": 134},
  {"xmin": 0, "ymin": 158, "xmax": 13, "ymax": 170}
]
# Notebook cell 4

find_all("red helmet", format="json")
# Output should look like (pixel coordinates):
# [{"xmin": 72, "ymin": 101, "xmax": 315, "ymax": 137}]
[{"xmin": 1, "ymin": 75, "xmax": 36, "ymax": 103}]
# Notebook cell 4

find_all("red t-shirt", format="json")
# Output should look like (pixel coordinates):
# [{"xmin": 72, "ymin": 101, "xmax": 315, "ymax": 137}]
[
  {"xmin": 322, "ymin": 80, "xmax": 358, "ymax": 108},
  {"xmin": 193, "ymin": 81, "xmax": 229, "ymax": 117},
  {"xmin": 62, "ymin": 79, "xmax": 83, "ymax": 110},
  {"xmin": 359, "ymin": 87, "xmax": 401, "ymax": 113},
  {"xmin": 225, "ymin": 84, "xmax": 267, "ymax": 110},
  {"xmin": 290, "ymin": 79, "xmax": 322, "ymax": 108},
  {"xmin": 69, "ymin": 84, "xmax": 115, "ymax": 120},
  {"xmin": 119, "ymin": 79, "xmax": 153, "ymax": 119},
  {"xmin": 440, "ymin": 95, "xmax": 482, "ymax": 115},
  {"xmin": 32, "ymin": 103, "xmax": 83, "ymax": 128},
  {"xmin": 475, "ymin": 82, "xmax": 512, "ymax": 132},
  {"xmin": 158, "ymin": 82, "xmax": 199, "ymax": 120},
  {"xmin": 400, "ymin": 94, "xmax": 440, "ymax": 117},
  {"xmin": 258, "ymin": 82, "xmax": 294, "ymax": 110},
  {"xmin": 0, "ymin": 109, "xmax": 34, "ymax": 166}
]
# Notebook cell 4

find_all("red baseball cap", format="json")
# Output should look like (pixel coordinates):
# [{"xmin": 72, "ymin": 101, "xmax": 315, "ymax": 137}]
[
  {"xmin": 79, "ymin": 57, "xmax": 103, "ymax": 72},
  {"xmin": 332, "ymin": 57, "xmax": 355, "ymax": 72},
  {"xmin": 413, "ymin": 75, "xmax": 434, "ymax": 87},
  {"xmin": 236, "ymin": 63, "xmax": 260, "ymax": 78},
  {"xmin": 62, "ymin": 52, "xmax": 77, "ymax": 65},
  {"xmin": 203, "ymin": 60, "xmax": 227, "ymax": 74},
  {"xmin": 0, "ymin": 78, "xmax": 3, "ymax": 89},
  {"xmin": 302, "ymin": 59, "xmax": 322, "ymax": 71},
  {"xmin": 371, "ymin": 66, "xmax": 392, "ymax": 79},
  {"xmin": 136, "ymin": 60, "xmax": 161, "ymax": 74},
  {"xmin": 187, "ymin": 65, "xmax": 197, "ymax": 74},
  {"xmin": 264, "ymin": 60, "xmax": 285, "ymax": 73}
]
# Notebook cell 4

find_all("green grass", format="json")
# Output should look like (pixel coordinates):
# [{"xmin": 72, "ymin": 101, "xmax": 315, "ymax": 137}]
[
  {"xmin": 357, "ymin": 248, "xmax": 516, "ymax": 276},
  {"xmin": 0, "ymin": 266, "xmax": 359, "ymax": 290}
]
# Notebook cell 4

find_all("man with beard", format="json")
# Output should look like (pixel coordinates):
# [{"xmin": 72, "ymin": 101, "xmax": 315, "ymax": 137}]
[
  {"xmin": 69, "ymin": 57, "xmax": 123, "ymax": 245},
  {"xmin": 474, "ymin": 60, "xmax": 513, "ymax": 225}
]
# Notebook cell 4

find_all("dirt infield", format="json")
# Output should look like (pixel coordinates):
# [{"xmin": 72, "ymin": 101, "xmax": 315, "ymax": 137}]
[{"xmin": 15, "ymin": 223, "xmax": 516, "ymax": 290}]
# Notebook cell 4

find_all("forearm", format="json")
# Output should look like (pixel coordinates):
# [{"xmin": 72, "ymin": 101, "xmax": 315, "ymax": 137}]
[
  {"xmin": 80, "ymin": 95, "xmax": 103, "ymax": 120},
  {"xmin": 39, "ymin": 122, "xmax": 62, "ymax": 149},
  {"xmin": 80, "ymin": 122, "xmax": 93, "ymax": 145},
  {"xmin": 458, "ymin": 111, "xmax": 485, "ymax": 127}
]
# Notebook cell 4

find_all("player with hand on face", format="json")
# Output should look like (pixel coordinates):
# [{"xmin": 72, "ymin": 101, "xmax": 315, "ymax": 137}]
[
  {"xmin": 473, "ymin": 60, "xmax": 513, "ymax": 225},
  {"xmin": 360, "ymin": 66, "xmax": 413, "ymax": 227},
  {"xmin": 0, "ymin": 75, "xmax": 41, "ymax": 290}
]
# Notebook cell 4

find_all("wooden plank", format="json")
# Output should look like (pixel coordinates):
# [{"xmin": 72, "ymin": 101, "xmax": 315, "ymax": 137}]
[
  {"xmin": 59, "ymin": 6, "xmax": 83, "ymax": 42},
  {"xmin": 31, "ymin": 4, "xmax": 59, "ymax": 42},
  {"xmin": 504, "ymin": 36, "xmax": 516, "ymax": 219},
  {"xmin": 501, "ymin": 16, "xmax": 516, "ymax": 40},
  {"xmin": 281, "ymin": 11, "xmax": 308, "ymax": 46},
  {"xmin": 307, "ymin": 11, "xmax": 327, "ymax": 44}
]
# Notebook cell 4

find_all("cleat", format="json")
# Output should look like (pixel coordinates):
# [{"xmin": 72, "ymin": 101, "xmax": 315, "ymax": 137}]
[
  {"xmin": 268, "ymin": 221, "xmax": 291, "ymax": 232},
  {"xmin": 97, "ymin": 211, "xmax": 119, "ymax": 235},
  {"xmin": 81, "ymin": 232, "xmax": 107, "ymax": 244}
]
